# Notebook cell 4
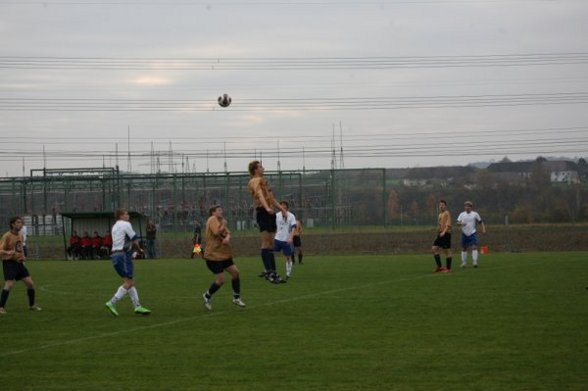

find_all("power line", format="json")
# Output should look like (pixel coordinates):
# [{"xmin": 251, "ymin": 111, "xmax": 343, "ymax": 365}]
[
  {"xmin": 0, "ymin": 92, "xmax": 587, "ymax": 111},
  {"xmin": 2, "ymin": 53, "xmax": 588, "ymax": 70},
  {"xmin": 0, "ymin": 137, "xmax": 585, "ymax": 158},
  {"xmin": 1, "ymin": 126, "xmax": 586, "ymax": 143},
  {"xmin": 1, "ymin": 1, "xmax": 579, "ymax": 6}
]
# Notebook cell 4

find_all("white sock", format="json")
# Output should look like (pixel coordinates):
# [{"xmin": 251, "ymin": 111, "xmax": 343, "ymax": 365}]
[
  {"xmin": 286, "ymin": 259, "xmax": 293, "ymax": 277},
  {"xmin": 461, "ymin": 251, "xmax": 467, "ymax": 263},
  {"xmin": 472, "ymin": 250, "xmax": 479, "ymax": 264},
  {"xmin": 110, "ymin": 286, "xmax": 128, "ymax": 304},
  {"xmin": 128, "ymin": 286, "xmax": 141, "ymax": 307}
]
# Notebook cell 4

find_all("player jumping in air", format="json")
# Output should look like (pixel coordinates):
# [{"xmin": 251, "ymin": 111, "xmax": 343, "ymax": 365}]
[{"xmin": 248, "ymin": 160, "xmax": 287, "ymax": 284}]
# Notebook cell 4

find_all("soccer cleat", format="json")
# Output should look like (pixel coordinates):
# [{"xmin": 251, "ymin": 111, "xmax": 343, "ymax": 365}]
[
  {"xmin": 29, "ymin": 305, "xmax": 42, "ymax": 311},
  {"xmin": 258, "ymin": 271, "xmax": 267, "ymax": 278},
  {"xmin": 473, "ymin": 264, "xmax": 478, "ymax": 268},
  {"xmin": 232, "ymin": 298, "xmax": 246, "ymax": 307},
  {"xmin": 202, "ymin": 293, "xmax": 212, "ymax": 311},
  {"xmin": 433, "ymin": 267, "xmax": 446, "ymax": 273},
  {"xmin": 134, "ymin": 306, "xmax": 151, "ymax": 315},
  {"xmin": 105, "ymin": 302, "xmax": 119, "ymax": 317},
  {"xmin": 269, "ymin": 273, "xmax": 287, "ymax": 284},
  {"xmin": 440, "ymin": 268, "xmax": 451, "ymax": 273},
  {"xmin": 0, "ymin": 307, "xmax": 6, "ymax": 315},
  {"xmin": 460, "ymin": 262, "xmax": 467, "ymax": 268}
]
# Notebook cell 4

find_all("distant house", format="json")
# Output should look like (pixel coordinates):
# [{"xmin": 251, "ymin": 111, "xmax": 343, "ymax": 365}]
[
  {"xmin": 544, "ymin": 161, "xmax": 581, "ymax": 184},
  {"xmin": 486, "ymin": 160, "xmax": 580, "ymax": 184}
]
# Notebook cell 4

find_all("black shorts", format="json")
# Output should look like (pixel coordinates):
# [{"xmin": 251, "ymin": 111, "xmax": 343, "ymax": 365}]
[
  {"xmin": 256, "ymin": 207, "xmax": 277, "ymax": 233},
  {"xmin": 433, "ymin": 233, "xmax": 452, "ymax": 249},
  {"xmin": 293, "ymin": 235, "xmax": 302, "ymax": 247},
  {"xmin": 205, "ymin": 259, "xmax": 235, "ymax": 274},
  {"xmin": 3, "ymin": 260, "xmax": 31, "ymax": 281}
]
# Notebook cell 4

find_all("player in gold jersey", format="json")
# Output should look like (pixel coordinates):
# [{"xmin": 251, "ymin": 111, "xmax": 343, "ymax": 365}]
[
  {"xmin": 201, "ymin": 205, "xmax": 245, "ymax": 310},
  {"xmin": 432, "ymin": 200, "xmax": 453, "ymax": 273},
  {"xmin": 0, "ymin": 216, "xmax": 42, "ymax": 314},
  {"xmin": 248, "ymin": 160, "xmax": 287, "ymax": 283}
]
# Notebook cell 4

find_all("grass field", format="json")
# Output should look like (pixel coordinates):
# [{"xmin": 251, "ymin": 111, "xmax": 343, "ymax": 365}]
[{"xmin": 1, "ymin": 252, "xmax": 587, "ymax": 391}]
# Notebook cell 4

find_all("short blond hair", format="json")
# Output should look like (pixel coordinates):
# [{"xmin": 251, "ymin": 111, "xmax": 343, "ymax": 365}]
[{"xmin": 115, "ymin": 208, "xmax": 128, "ymax": 219}]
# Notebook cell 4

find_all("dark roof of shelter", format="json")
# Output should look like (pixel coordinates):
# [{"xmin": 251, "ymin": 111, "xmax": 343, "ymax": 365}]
[
  {"xmin": 487, "ymin": 162, "xmax": 532, "ymax": 173},
  {"xmin": 543, "ymin": 161, "xmax": 578, "ymax": 171}
]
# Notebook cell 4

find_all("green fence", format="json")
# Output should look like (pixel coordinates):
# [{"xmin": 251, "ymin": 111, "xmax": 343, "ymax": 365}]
[{"xmin": 0, "ymin": 167, "xmax": 389, "ymax": 233}]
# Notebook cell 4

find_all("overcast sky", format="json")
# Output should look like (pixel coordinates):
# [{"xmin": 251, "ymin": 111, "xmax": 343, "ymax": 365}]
[{"xmin": 1, "ymin": 0, "xmax": 587, "ymax": 177}]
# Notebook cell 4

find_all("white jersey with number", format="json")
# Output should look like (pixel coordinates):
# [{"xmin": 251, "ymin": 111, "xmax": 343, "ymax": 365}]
[
  {"xmin": 457, "ymin": 211, "xmax": 482, "ymax": 236},
  {"xmin": 111, "ymin": 220, "xmax": 138, "ymax": 252},
  {"xmin": 275, "ymin": 211, "xmax": 297, "ymax": 242}
]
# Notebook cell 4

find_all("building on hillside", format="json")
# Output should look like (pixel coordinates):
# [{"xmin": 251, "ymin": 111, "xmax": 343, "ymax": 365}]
[
  {"xmin": 545, "ymin": 161, "xmax": 581, "ymax": 184},
  {"xmin": 486, "ymin": 160, "xmax": 580, "ymax": 184}
]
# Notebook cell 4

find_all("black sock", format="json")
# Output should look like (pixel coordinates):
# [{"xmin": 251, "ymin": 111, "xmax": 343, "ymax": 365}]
[
  {"xmin": 206, "ymin": 282, "xmax": 221, "ymax": 298},
  {"xmin": 269, "ymin": 251, "xmax": 277, "ymax": 272},
  {"xmin": 0, "ymin": 289, "xmax": 10, "ymax": 307},
  {"xmin": 298, "ymin": 254, "xmax": 303, "ymax": 263},
  {"xmin": 446, "ymin": 257, "xmax": 453, "ymax": 270},
  {"xmin": 27, "ymin": 288, "xmax": 35, "ymax": 307},
  {"xmin": 231, "ymin": 278, "xmax": 241, "ymax": 298},
  {"xmin": 434, "ymin": 254, "xmax": 442, "ymax": 268},
  {"xmin": 261, "ymin": 249, "xmax": 272, "ymax": 272}
]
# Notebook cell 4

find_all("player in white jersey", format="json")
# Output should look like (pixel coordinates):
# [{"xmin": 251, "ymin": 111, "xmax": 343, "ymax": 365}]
[
  {"xmin": 274, "ymin": 201, "xmax": 297, "ymax": 280},
  {"xmin": 456, "ymin": 201, "xmax": 486, "ymax": 268},
  {"xmin": 20, "ymin": 223, "xmax": 28, "ymax": 257},
  {"xmin": 105, "ymin": 209, "xmax": 151, "ymax": 316}
]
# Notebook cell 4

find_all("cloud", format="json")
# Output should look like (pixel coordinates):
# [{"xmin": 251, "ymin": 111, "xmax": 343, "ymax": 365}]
[{"xmin": 129, "ymin": 75, "xmax": 174, "ymax": 86}]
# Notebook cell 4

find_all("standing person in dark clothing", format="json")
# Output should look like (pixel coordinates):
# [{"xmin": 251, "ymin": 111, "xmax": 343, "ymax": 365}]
[
  {"xmin": 146, "ymin": 219, "xmax": 157, "ymax": 259},
  {"xmin": 292, "ymin": 218, "xmax": 304, "ymax": 264}
]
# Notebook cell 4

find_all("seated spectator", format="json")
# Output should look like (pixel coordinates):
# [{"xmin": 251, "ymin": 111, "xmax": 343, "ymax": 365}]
[
  {"xmin": 80, "ymin": 232, "xmax": 92, "ymax": 260},
  {"xmin": 67, "ymin": 230, "xmax": 81, "ymax": 260},
  {"xmin": 91, "ymin": 231, "xmax": 102, "ymax": 259},
  {"xmin": 101, "ymin": 231, "xmax": 112, "ymax": 258}
]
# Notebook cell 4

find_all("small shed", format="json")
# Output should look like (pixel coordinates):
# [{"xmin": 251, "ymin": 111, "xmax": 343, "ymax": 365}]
[{"xmin": 60, "ymin": 212, "xmax": 146, "ymax": 260}]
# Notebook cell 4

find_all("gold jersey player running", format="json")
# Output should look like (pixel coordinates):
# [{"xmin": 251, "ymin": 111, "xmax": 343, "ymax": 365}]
[
  {"xmin": 432, "ymin": 200, "xmax": 453, "ymax": 273},
  {"xmin": 248, "ymin": 160, "xmax": 287, "ymax": 284}
]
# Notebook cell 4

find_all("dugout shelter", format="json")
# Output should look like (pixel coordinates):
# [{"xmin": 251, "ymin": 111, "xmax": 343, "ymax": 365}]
[{"xmin": 61, "ymin": 211, "xmax": 146, "ymax": 260}]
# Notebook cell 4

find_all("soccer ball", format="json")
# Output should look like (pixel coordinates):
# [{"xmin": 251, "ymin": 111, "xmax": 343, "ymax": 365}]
[{"xmin": 218, "ymin": 93, "xmax": 232, "ymax": 108}]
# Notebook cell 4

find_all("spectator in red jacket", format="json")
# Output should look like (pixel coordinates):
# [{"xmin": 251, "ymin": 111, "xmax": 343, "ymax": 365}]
[
  {"xmin": 101, "ymin": 231, "xmax": 113, "ymax": 258},
  {"xmin": 80, "ymin": 232, "xmax": 92, "ymax": 260},
  {"xmin": 91, "ymin": 231, "xmax": 102, "ymax": 259},
  {"xmin": 67, "ymin": 230, "xmax": 81, "ymax": 260}
]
